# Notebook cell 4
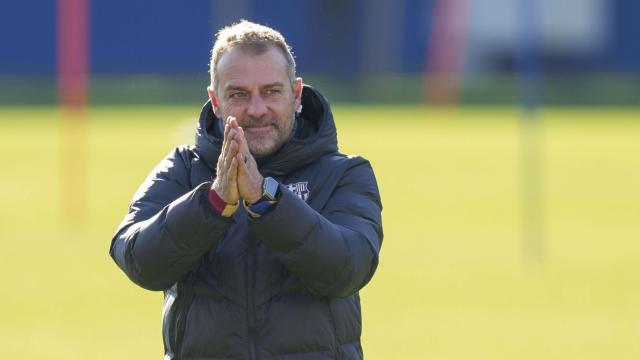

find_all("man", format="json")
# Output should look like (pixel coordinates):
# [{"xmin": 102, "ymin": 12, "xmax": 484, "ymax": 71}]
[{"xmin": 110, "ymin": 20, "xmax": 383, "ymax": 360}]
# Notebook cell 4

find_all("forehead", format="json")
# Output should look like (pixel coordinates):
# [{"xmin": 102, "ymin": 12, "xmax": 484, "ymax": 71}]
[{"xmin": 216, "ymin": 45, "xmax": 289, "ymax": 90}]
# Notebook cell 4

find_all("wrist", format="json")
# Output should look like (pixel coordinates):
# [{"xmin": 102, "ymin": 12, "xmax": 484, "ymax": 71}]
[
  {"xmin": 243, "ymin": 177, "xmax": 280, "ymax": 218},
  {"xmin": 211, "ymin": 181, "xmax": 227, "ymax": 202},
  {"xmin": 207, "ymin": 187, "xmax": 239, "ymax": 217},
  {"xmin": 245, "ymin": 192, "xmax": 262, "ymax": 205},
  {"xmin": 245, "ymin": 177, "xmax": 264, "ymax": 205}
]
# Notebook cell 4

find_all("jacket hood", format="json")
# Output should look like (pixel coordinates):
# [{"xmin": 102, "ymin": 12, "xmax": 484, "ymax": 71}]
[{"xmin": 194, "ymin": 85, "xmax": 339, "ymax": 177}]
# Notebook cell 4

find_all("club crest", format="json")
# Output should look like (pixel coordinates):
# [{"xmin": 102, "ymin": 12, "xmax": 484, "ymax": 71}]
[{"xmin": 284, "ymin": 181, "xmax": 310, "ymax": 202}]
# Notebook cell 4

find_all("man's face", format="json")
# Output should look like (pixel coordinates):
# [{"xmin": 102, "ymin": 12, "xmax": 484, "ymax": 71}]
[{"xmin": 209, "ymin": 45, "xmax": 302, "ymax": 157}]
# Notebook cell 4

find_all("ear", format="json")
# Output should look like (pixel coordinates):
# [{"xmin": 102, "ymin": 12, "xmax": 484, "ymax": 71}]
[
  {"xmin": 293, "ymin": 77, "xmax": 303, "ymax": 112},
  {"xmin": 207, "ymin": 85, "xmax": 221, "ymax": 117}
]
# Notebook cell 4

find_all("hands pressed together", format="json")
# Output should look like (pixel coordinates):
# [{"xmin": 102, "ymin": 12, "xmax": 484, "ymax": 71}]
[{"xmin": 211, "ymin": 117, "xmax": 264, "ymax": 205}]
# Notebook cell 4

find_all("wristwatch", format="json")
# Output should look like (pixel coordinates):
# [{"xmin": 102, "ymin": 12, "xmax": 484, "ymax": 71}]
[
  {"xmin": 244, "ymin": 177, "xmax": 280, "ymax": 218},
  {"xmin": 260, "ymin": 176, "xmax": 280, "ymax": 202}
]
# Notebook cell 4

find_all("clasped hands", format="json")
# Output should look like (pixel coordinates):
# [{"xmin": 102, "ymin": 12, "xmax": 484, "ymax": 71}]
[{"xmin": 211, "ymin": 117, "xmax": 264, "ymax": 206}]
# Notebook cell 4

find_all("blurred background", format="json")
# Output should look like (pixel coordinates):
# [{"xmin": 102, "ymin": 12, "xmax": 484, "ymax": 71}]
[
  {"xmin": 2, "ymin": 0, "xmax": 640, "ymax": 105},
  {"xmin": 1, "ymin": 0, "xmax": 639, "ymax": 359}
]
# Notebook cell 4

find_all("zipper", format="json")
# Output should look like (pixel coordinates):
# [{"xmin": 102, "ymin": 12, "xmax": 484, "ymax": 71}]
[
  {"xmin": 172, "ymin": 274, "xmax": 196, "ymax": 360},
  {"xmin": 246, "ymin": 235, "xmax": 258, "ymax": 359},
  {"xmin": 162, "ymin": 286, "xmax": 177, "ymax": 358},
  {"xmin": 325, "ymin": 297, "xmax": 340, "ymax": 359}
]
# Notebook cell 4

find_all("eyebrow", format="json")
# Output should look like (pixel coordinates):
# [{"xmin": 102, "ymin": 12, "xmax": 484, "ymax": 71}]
[
  {"xmin": 224, "ymin": 82, "xmax": 285, "ymax": 93},
  {"xmin": 224, "ymin": 85, "xmax": 247, "ymax": 93},
  {"xmin": 262, "ymin": 82, "xmax": 285, "ymax": 89}
]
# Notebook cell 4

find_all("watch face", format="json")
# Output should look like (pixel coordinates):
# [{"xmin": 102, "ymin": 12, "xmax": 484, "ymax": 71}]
[{"xmin": 264, "ymin": 177, "xmax": 279, "ymax": 201}]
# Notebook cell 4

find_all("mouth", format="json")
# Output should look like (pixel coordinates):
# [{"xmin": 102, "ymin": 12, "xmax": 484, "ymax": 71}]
[{"xmin": 244, "ymin": 124, "xmax": 275, "ymax": 132}]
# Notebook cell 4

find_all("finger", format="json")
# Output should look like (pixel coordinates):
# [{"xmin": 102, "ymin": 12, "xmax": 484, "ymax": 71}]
[
  {"xmin": 235, "ymin": 127, "xmax": 252, "ymax": 159},
  {"xmin": 228, "ymin": 156, "xmax": 238, "ymax": 183},
  {"xmin": 236, "ymin": 152, "xmax": 262, "ymax": 203},
  {"xmin": 238, "ymin": 134, "xmax": 257, "ymax": 170},
  {"xmin": 224, "ymin": 140, "xmax": 239, "ymax": 170},
  {"xmin": 223, "ymin": 126, "xmax": 236, "ymax": 146},
  {"xmin": 223, "ymin": 121, "xmax": 230, "ymax": 140},
  {"xmin": 237, "ymin": 152, "xmax": 255, "ymax": 183},
  {"xmin": 220, "ymin": 139, "xmax": 234, "ymax": 171},
  {"xmin": 221, "ymin": 117, "xmax": 234, "ymax": 151},
  {"xmin": 220, "ymin": 128, "xmax": 237, "ymax": 162},
  {"xmin": 236, "ymin": 152, "xmax": 246, "ymax": 174},
  {"xmin": 220, "ymin": 127, "xmax": 230, "ymax": 161},
  {"xmin": 226, "ymin": 116, "xmax": 238, "ymax": 131},
  {"xmin": 228, "ymin": 116, "xmax": 238, "ymax": 129}
]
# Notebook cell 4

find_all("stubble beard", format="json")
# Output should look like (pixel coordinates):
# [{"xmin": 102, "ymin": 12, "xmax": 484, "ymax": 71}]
[{"xmin": 220, "ymin": 110, "xmax": 296, "ymax": 158}]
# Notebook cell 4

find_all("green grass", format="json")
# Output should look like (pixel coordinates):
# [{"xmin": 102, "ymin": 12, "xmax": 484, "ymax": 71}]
[{"xmin": 1, "ymin": 105, "xmax": 639, "ymax": 359}]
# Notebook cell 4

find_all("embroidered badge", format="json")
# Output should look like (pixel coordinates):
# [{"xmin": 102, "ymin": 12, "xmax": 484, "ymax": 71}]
[{"xmin": 284, "ymin": 181, "xmax": 310, "ymax": 202}]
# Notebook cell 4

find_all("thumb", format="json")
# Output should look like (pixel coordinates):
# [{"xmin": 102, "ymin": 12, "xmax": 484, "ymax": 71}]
[
  {"xmin": 236, "ymin": 127, "xmax": 252, "ymax": 157},
  {"xmin": 236, "ymin": 153, "xmax": 246, "ymax": 176},
  {"xmin": 228, "ymin": 156, "xmax": 238, "ymax": 182}
]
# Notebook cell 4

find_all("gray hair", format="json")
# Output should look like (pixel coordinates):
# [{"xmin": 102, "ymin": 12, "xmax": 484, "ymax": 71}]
[{"xmin": 209, "ymin": 20, "xmax": 296, "ymax": 92}]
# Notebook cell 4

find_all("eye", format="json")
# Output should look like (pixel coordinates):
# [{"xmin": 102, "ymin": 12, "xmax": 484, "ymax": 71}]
[
  {"xmin": 265, "ymin": 88, "xmax": 281, "ymax": 96},
  {"xmin": 228, "ymin": 91, "xmax": 246, "ymax": 99}
]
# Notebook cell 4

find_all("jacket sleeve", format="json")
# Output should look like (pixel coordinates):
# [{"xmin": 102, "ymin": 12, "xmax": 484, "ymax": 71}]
[
  {"xmin": 249, "ymin": 157, "xmax": 383, "ymax": 298},
  {"xmin": 109, "ymin": 147, "xmax": 233, "ymax": 291}
]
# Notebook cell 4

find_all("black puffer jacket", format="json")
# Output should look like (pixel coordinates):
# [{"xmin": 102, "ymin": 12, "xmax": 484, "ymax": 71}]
[{"xmin": 109, "ymin": 86, "xmax": 383, "ymax": 360}]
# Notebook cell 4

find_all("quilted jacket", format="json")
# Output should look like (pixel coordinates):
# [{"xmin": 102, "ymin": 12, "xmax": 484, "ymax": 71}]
[{"xmin": 109, "ymin": 86, "xmax": 383, "ymax": 359}]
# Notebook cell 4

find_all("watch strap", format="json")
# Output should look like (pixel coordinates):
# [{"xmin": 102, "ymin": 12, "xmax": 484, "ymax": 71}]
[{"xmin": 243, "ymin": 199, "xmax": 276, "ymax": 218}]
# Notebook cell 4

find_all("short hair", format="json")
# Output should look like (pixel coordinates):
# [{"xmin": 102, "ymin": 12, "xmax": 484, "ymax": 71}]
[{"xmin": 209, "ymin": 20, "xmax": 296, "ymax": 92}]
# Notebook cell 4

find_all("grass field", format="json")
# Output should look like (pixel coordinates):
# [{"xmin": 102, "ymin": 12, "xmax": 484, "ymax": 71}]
[{"xmin": 1, "ymin": 104, "xmax": 639, "ymax": 359}]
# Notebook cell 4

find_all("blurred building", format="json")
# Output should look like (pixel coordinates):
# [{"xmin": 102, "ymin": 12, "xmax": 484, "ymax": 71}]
[{"xmin": 0, "ymin": 0, "xmax": 638, "ymax": 105}]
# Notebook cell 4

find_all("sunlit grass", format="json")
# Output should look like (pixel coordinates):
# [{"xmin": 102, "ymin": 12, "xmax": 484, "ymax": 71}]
[{"xmin": 0, "ymin": 105, "xmax": 639, "ymax": 359}]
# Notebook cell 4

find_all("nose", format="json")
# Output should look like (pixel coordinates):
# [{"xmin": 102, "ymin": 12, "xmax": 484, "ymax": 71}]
[{"xmin": 246, "ymin": 93, "xmax": 268, "ymax": 119}]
